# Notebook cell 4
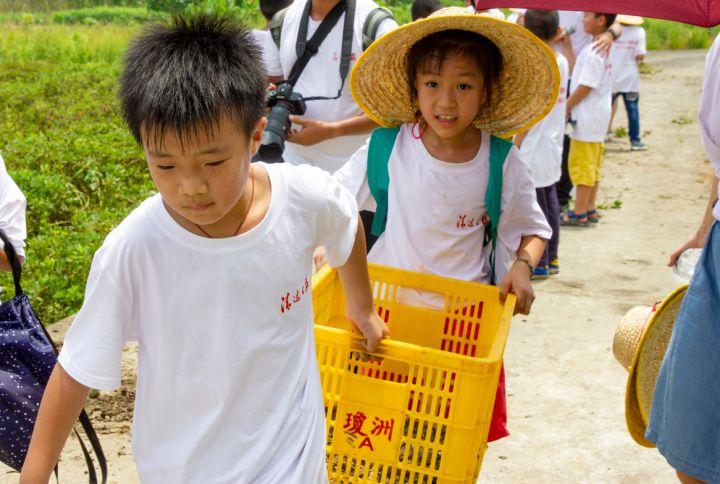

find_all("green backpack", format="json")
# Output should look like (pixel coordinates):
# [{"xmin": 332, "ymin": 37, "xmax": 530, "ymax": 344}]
[{"xmin": 366, "ymin": 127, "xmax": 513, "ymax": 286}]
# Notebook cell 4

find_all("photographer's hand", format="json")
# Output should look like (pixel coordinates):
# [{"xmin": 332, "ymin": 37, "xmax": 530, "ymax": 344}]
[{"xmin": 288, "ymin": 116, "xmax": 338, "ymax": 146}]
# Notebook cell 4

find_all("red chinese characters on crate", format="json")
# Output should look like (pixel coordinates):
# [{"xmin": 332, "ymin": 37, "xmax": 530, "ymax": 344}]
[
  {"xmin": 280, "ymin": 277, "xmax": 310, "ymax": 314},
  {"xmin": 342, "ymin": 411, "xmax": 395, "ymax": 452}
]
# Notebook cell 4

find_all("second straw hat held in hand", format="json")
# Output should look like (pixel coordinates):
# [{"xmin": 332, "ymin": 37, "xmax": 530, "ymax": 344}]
[
  {"xmin": 613, "ymin": 286, "xmax": 687, "ymax": 447},
  {"xmin": 349, "ymin": 7, "xmax": 561, "ymax": 137}
]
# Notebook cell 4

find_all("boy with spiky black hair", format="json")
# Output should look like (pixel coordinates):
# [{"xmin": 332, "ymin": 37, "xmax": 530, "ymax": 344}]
[{"xmin": 20, "ymin": 14, "xmax": 387, "ymax": 483}]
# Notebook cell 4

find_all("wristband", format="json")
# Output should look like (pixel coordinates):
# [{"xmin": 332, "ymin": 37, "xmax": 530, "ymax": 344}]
[
  {"xmin": 609, "ymin": 27, "xmax": 620, "ymax": 40},
  {"xmin": 514, "ymin": 257, "xmax": 534, "ymax": 277}
]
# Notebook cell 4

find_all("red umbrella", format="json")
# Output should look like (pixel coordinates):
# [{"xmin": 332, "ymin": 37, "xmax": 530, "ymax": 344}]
[{"xmin": 472, "ymin": 0, "xmax": 720, "ymax": 27}]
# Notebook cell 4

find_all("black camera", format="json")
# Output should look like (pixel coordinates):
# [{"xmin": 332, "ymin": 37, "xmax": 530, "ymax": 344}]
[{"xmin": 258, "ymin": 82, "xmax": 307, "ymax": 163}]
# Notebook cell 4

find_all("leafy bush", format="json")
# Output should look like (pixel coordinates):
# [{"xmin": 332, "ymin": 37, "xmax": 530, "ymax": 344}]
[{"xmin": 148, "ymin": 0, "xmax": 263, "ymax": 27}]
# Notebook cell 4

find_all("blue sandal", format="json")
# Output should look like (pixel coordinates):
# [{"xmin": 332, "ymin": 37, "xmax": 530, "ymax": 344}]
[{"xmin": 561, "ymin": 210, "xmax": 589, "ymax": 227}]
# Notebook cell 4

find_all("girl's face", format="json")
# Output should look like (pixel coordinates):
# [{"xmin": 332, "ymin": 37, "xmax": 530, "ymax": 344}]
[{"xmin": 414, "ymin": 53, "xmax": 484, "ymax": 143}]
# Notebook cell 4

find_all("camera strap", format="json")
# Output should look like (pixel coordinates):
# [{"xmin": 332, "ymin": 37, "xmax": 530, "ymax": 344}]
[{"xmin": 288, "ymin": 0, "xmax": 356, "ymax": 101}]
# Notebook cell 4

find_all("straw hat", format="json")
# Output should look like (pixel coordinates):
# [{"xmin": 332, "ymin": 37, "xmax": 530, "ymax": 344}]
[
  {"xmin": 613, "ymin": 286, "xmax": 688, "ymax": 447},
  {"xmin": 349, "ymin": 7, "xmax": 560, "ymax": 137},
  {"xmin": 617, "ymin": 15, "xmax": 644, "ymax": 26}
]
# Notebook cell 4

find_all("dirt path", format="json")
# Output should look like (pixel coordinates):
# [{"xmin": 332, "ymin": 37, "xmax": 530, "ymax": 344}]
[{"xmin": 2, "ymin": 49, "xmax": 712, "ymax": 483}]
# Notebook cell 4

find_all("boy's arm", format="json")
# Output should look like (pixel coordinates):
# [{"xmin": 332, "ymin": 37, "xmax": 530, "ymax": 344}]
[
  {"xmin": 566, "ymin": 85, "xmax": 592, "ymax": 117},
  {"xmin": 20, "ymin": 365, "xmax": 91, "ymax": 483},
  {"xmin": 336, "ymin": 219, "xmax": 389, "ymax": 352},
  {"xmin": 499, "ymin": 234, "xmax": 545, "ymax": 315}
]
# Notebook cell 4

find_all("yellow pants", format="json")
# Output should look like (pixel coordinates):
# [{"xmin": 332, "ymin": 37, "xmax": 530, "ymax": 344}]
[{"xmin": 569, "ymin": 140, "xmax": 604, "ymax": 186}]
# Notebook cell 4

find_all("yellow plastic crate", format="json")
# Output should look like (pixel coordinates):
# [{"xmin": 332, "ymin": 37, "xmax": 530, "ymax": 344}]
[{"xmin": 313, "ymin": 264, "xmax": 515, "ymax": 483}]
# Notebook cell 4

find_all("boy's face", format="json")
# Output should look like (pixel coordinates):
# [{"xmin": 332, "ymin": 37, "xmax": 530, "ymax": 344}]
[
  {"xmin": 414, "ymin": 53, "xmax": 484, "ymax": 142},
  {"xmin": 583, "ymin": 12, "xmax": 606, "ymax": 36},
  {"xmin": 144, "ymin": 116, "xmax": 265, "ymax": 229}
]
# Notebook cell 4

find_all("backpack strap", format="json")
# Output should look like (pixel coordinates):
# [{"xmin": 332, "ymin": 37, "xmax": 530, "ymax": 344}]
[
  {"xmin": 269, "ymin": 6, "xmax": 290, "ymax": 51},
  {"xmin": 367, "ymin": 126, "xmax": 400, "ymax": 237},
  {"xmin": 485, "ymin": 135, "xmax": 513, "ymax": 286},
  {"xmin": 362, "ymin": 7, "xmax": 394, "ymax": 51}
]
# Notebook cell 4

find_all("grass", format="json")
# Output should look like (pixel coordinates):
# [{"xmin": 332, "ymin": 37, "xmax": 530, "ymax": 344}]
[{"xmin": 0, "ymin": 25, "xmax": 153, "ymax": 323}]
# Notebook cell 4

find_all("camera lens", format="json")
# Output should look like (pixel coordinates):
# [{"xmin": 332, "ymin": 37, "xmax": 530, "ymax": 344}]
[{"xmin": 259, "ymin": 102, "xmax": 294, "ymax": 163}]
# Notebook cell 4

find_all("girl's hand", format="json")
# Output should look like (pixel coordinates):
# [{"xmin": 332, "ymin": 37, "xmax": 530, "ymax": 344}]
[
  {"xmin": 313, "ymin": 246, "xmax": 327, "ymax": 271},
  {"xmin": 346, "ymin": 307, "xmax": 390, "ymax": 353},
  {"xmin": 668, "ymin": 234, "xmax": 706, "ymax": 267},
  {"xmin": 499, "ymin": 261, "xmax": 535, "ymax": 315},
  {"xmin": 288, "ymin": 116, "xmax": 338, "ymax": 146}
]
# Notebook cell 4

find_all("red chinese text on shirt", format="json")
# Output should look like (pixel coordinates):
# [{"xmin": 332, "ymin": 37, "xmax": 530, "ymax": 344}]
[{"xmin": 280, "ymin": 277, "xmax": 310, "ymax": 314}]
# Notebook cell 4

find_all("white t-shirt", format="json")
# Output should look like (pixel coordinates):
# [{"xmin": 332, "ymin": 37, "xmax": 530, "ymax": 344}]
[
  {"xmin": 264, "ymin": 0, "xmax": 397, "ymax": 173},
  {"xmin": 699, "ymin": 36, "xmax": 720, "ymax": 222},
  {"xmin": 58, "ymin": 163, "xmax": 358, "ymax": 483},
  {"xmin": 570, "ymin": 44, "xmax": 613, "ymax": 143},
  {"xmin": 335, "ymin": 126, "xmax": 551, "ymax": 307},
  {"xmin": 251, "ymin": 29, "xmax": 271, "ymax": 73},
  {"xmin": 555, "ymin": 11, "xmax": 592, "ymax": 57},
  {"xmin": 0, "ymin": 153, "xmax": 26, "ymax": 258},
  {"xmin": 520, "ymin": 53, "xmax": 570, "ymax": 188},
  {"xmin": 610, "ymin": 26, "xmax": 646, "ymax": 93}
]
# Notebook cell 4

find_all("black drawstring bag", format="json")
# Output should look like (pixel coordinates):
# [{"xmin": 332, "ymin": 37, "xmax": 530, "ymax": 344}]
[{"xmin": 0, "ymin": 228, "xmax": 107, "ymax": 482}]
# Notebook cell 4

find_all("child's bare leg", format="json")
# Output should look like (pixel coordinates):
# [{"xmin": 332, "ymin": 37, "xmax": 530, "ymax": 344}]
[
  {"xmin": 588, "ymin": 182, "xmax": 600, "ymax": 212},
  {"xmin": 573, "ymin": 185, "xmax": 592, "ymax": 216},
  {"xmin": 677, "ymin": 470, "xmax": 705, "ymax": 484}
]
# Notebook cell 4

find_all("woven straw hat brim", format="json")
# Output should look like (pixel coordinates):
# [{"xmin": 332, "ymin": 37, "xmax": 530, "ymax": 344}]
[
  {"xmin": 617, "ymin": 15, "xmax": 644, "ymax": 26},
  {"xmin": 619, "ymin": 286, "xmax": 688, "ymax": 447},
  {"xmin": 350, "ymin": 8, "xmax": 560, "ymax": 137}
]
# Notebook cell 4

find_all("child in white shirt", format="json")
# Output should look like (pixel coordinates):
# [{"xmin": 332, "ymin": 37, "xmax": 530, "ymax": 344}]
[
  {"xmin": 515, "ymin": 9, "xmax": 569, "ymax": 278},
  {"xmin": 608, "ymin": 16, "xmax": 647, "ymax": 150},
  {"xmin": 335, "ymin": 7, "xmax": 557, "ymax": 443},
  {"xmin": 0, "ymin": 152, "xmax": 27, "ymax": 272},
  {"xmin": 563, "ymin": 12, "xmax": 616, "ymax": 227},
  {"xmin": 252, "ymin": 0, "xmax": 292, "ymax": 72},
  {"xmin": 20, "ymin": 14, "xmax": 387, "ymax": 483}
]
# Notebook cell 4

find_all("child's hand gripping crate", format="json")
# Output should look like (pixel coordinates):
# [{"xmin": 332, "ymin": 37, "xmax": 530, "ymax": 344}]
[{"xmin": 312, "ymin": 264, "xmax": 515, "ymax": 483}]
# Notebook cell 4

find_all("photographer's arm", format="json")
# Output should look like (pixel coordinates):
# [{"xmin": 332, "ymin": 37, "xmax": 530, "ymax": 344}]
[{"xmin": 288, "ymin": 114, "xmax": 378, "ymax": 146}]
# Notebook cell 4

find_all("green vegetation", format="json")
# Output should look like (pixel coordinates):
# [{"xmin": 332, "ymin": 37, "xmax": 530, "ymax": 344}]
[
  {"xmin": 0, "ymin": 25, "xmax": 151, "ymax": 322},
  {"xmin": 644, "ymin": 18, "xmax": 718, "ymax": 50},
  {"xmin": 0, "ymin": 2, "xmax": 717, "ymax": 323}
]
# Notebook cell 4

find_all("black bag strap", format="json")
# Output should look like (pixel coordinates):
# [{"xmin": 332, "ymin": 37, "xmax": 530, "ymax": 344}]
[
  {"xmin": 288, "ymin": 0, "xmax": 348, "ymax": 87},
  {"xmin": 0, "ymin": 227, "xmax": 22, "ymax": 296},
  {"xmin": 288, "ymin": 0, "xmax": 356, "ymax": 102},
  {"xmin": 0, "ymin": 229, "xmax": 108, "ymax": 483}
]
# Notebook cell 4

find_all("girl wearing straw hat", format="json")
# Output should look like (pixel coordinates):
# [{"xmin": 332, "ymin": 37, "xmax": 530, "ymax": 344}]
[
  {"xmin": 334, "ymin": 7, "xmax": 558, "ymax": 441},
  {"xmin": 643, "ymin": 35, "xmax": 720, "ymax": 484}
]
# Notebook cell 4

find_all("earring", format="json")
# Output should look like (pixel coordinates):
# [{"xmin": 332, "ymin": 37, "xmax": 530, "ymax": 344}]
[{"xmin": 412, "ymin": 113, "xmax": 428, "ymax": 140}]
